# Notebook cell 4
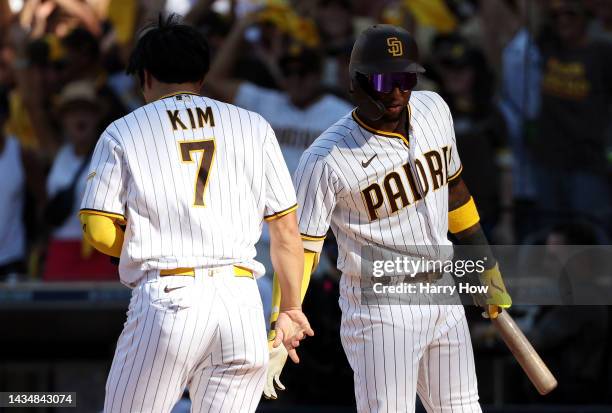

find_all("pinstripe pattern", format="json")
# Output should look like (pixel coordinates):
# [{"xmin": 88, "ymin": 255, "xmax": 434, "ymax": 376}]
[
  {"xmin": 104, "ymin": 268, "xmax": 267, "ymax": 413},
  {"xmin": 82, "ymin": 93, "xmax": 292, "ymax": 412},
  {"xmin": 294, "ymin": 91, "xmax": 481, "ymax": 412},
  {"xmin": 294, "ymin": 91, "xmax": 461, "ymax": 273},
  {"xmin": 339, "ymin": 276, "xmax": 480, "ymax": 413},
  {"xmin": 81, "ymin": 93, "xmax": 296, "ymax": 285}
]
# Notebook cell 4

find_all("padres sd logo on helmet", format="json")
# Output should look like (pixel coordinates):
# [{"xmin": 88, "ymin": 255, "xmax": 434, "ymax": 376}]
[{"xmin": 386, "ymin": 37, "xmax": 403, "ymax": 57}]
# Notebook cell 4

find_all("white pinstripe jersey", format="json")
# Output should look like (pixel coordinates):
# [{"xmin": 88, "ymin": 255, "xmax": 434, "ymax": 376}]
[
  {"xmin": 80, "ymin": 92, "xmax": 296, "ymax": 285},
  {"xmin": 294, "ymin": 91, "xmax": 462, "ymax": 277}
]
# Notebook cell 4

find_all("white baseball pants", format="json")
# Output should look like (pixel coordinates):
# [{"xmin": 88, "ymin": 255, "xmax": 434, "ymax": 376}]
[
  {"xmin": 339, "ymin": 275, "xmax": 482, "ymax": 413},
  {"xmin": 104, "ymin": 267, "xmax": 268, "ymax": 413}
]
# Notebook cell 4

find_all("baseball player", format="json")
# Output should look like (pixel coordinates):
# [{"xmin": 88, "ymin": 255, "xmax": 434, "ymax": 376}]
[
  {"xmin": 264, "ymin": 25, "xmax": 512, "ymax": 412},
  {"xmin": 79, "ymin": 17, "xmax": 313, "ymax": 413}
]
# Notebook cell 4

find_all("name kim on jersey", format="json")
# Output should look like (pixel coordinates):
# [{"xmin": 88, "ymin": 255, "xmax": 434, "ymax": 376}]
[
  {"xmin": 167, "ymin": 106, "xmax": 215, "ymax": 130},
  {"xmin": 361, "ymin": 145, "xmax": 453, "ymax": 221}
]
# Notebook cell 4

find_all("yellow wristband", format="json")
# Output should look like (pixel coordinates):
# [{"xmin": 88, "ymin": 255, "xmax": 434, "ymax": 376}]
[{"xmin": 448, "ymin": 197, "xmax": 480, "ymax": 234}]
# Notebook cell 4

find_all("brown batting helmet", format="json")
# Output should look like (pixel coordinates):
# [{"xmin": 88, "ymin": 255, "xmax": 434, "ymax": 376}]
[{"xmin": 349, "ymin": 25, "xmax": 424, "ymax": 121}]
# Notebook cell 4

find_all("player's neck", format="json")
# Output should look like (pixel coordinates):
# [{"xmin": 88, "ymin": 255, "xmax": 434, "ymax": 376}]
[
  {"xmin": 358, "ymin": 107, "xmax": 408, "ymax": 136},
  {"xmin": 144, "ymin": 82, "xmax": 202, "ymax": 103}
]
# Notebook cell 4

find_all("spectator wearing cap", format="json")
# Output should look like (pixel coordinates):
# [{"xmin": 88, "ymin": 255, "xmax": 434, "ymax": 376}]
[
  {"xmin": 433, "ymin": 34, "xmax": 514, "ymax": 243},
  {"xmin": 532, "ymin": 0, "xmax": 612, "ymax": 229},
  {"xmin": 205, "ymin": 12, "xmax": 352, "ymax": 274},
  {"xmin": 43, "ymin": 80, "xmax": 116, "ymax": 281},
  {"xmin": 0, "ymin": 87, "xmax": 26, "ymax": 280}
]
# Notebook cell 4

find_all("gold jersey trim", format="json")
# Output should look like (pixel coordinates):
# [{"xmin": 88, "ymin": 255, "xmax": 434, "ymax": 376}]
[
  {"xmin": 264, "ymin": 204, "xmax": 298, "ymax": 221},
  {"xmin": 300, "ymin": 233, "xmax": 326, "ymax": 241},
  {"xmin": 448, "ymin": 164, "xmax": 463, "ymax": 182},
  {"xmin": 351, "ymin": 108, "xmax": 410, "ymax": 147},
  {"xmin": 155, "ymin": 90, "xmax": 202, "ymax": 101}
]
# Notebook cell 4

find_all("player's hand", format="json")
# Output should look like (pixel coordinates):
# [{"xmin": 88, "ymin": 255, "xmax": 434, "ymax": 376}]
[
  {"xmin": 478, "ymin": 263, "xmax": 512, "ymax": 319},
  {"xmin": 273, "ymin": 308, "xmax": 314, "ymax": 363},
  {"xmin": 263, "ymin": 340, "xmax": 288, "ymax": 400}
]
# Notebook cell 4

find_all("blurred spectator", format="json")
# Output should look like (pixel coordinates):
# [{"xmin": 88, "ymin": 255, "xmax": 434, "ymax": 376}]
[
  {"xmin": 61, "ymin": 27, "xmax": 127, "ymax": 127},
  {"xmin": 61, "ymin": 27, "xmax": 100, "ymax": 82},
  {"xmin": 186, "ymin": 9, "xmax": 232, "ymax": 55},
  {"xmin": 206, "ymin": 12, "xmax": 352, "ymax": 174},
  {"xmin": 315, "ymin": 0, "xmax": 354, "ymax": 98},
  {"xmin": 498, "ymin": 22, "xmax": 541, "ymax": 242},
  {"xmin": 531, "ymin": 0, "xmax": 612, "ymax": 229},
  {"xmin": 0, "ymin": 86, "xmax": 26, "ymax": 281},
  {"xmin": 316, "ymin": 0, "xmax": 354, "ymax": 52},
  {"xmin": 472, "ymin": 220, "xmax": 610, "ymax": 404},
  {"xmin": 521, "ymin": 221, "xmax": 609, "ymax": 404},
  {"xmin": 477, "ymin": 0, "xmax": 525, "ymax": 73},
  {"xmin": 42, "ymin": 80, "xmax": 116, "ymax": 281},
  {"xmin": 3, "ymin": 25, "xmax": 62, "ymax": 154},
  {"xmin": 520, "ymin": 307, "xmax": 609, "ymax": 404},
  {"xmin": 433, "ymin": 34, "xmax": 514, "ymax": 243},
  {"xmin": 205, "ymin": 11, "xmax": 352, "ymax": 272}
]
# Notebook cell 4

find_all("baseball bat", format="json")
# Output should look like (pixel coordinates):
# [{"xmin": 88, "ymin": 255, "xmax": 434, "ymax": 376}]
[{"xmin": 491, "ymin": 310, "xmax": 558, "ymax": 395}]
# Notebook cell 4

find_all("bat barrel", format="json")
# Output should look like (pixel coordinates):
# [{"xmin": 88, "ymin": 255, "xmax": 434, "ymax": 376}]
[{"xmin": 491, "ymin": 311, "xmax": 558, "ymax": 395}]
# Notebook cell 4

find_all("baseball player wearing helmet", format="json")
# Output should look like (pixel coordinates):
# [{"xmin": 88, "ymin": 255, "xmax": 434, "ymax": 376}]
[
  {"xmin": 264, "ymin": 25, "xmax": 512, "ymax": 412},
  {"xmin": 79, "ymin": 16, "xmax": 313, "ymax": 413}
]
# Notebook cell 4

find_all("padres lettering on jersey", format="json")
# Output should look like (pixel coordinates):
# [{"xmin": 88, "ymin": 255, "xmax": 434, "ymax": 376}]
[
  {"xmin": 294, "ymin": 91, "xmax": 462, "ymax": 277},
  {"xmin": 360, "ymin": 144, "xmax": 455, "ymax": 221},
  {"xmin": 80, "ymin": 91, "xmax": 297, "ymax": 285}
]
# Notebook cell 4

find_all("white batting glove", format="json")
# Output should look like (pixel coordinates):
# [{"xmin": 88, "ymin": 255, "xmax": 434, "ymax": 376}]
[{"xmin": 263, "ymin": 341, "xmax": 288, "ymax": 400}]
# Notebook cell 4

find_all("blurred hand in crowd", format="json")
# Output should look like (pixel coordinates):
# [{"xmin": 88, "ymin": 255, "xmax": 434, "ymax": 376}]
[{"xmin": 18, "ymin": 0, "xmax": 102, "ymax": 39}]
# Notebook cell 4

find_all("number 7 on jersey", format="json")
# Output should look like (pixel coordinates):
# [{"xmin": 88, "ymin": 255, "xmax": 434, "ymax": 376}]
[{"xmin": 178, "ymin": 139, "xmax": 216, "ymax": 207}]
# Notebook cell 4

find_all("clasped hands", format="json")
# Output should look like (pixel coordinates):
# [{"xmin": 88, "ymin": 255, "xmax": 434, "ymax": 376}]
[{"xmin": 264, "ymin": 307, "xmax": 313, "ymax": 399}]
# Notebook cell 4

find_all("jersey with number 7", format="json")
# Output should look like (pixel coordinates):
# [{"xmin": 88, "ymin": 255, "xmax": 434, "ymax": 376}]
[{"xmin": 80, "ymin": 92, "xmax": 297, "ymax": 286}]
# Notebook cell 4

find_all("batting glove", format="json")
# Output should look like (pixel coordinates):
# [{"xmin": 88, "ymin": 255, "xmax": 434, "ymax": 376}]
[
  {"xmin": 263, "ymin": 340, "xmax": 288, "ymax": 400},
  {"xmin": 478, "ymin": 263, "xmax": 512, "ymax": 319}
]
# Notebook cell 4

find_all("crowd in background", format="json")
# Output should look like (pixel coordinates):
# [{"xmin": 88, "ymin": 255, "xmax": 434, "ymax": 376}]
[{"xmin": 1, "ymin": 0, "xmax": 612, "ymax": 406}]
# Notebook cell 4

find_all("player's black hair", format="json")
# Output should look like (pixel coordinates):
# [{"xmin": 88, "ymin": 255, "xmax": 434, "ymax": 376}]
[{"xmin": 127, "ymin": 14, "xmax": 210, "ymax": 87}]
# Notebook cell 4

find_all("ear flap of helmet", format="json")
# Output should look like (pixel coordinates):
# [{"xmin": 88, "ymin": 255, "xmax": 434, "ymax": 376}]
[{"xmin": 350, "ymin": 73, "xmax": 386, "ymax": 122}]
